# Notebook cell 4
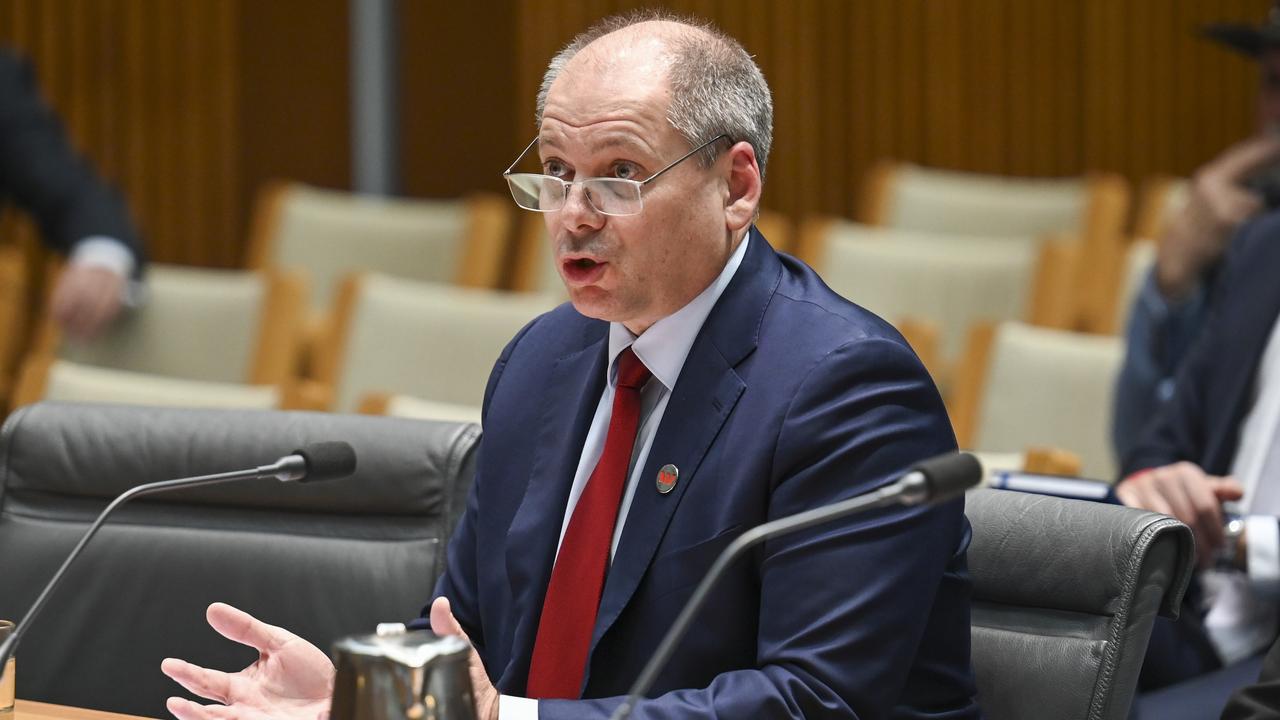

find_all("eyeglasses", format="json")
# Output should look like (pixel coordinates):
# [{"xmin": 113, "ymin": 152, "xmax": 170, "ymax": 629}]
[{"xmin": 502, "ymin": 134, "xmax": 730, "ymax": 217}]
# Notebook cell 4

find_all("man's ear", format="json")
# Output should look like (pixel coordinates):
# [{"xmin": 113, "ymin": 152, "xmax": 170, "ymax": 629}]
[{"xmin": 723, "ymin": 142, "xmax": 762, "ymax": 233}]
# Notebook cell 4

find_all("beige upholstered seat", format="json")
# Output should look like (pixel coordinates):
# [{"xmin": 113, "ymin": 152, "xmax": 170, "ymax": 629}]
[
  {"xmin": 861, "ymin": 162, "xmax": 1128, "ymax": 239},
  {"xmin": 954, "ymin": 321, "xmax": 1124, "ymax": 480},
  {"xmin": 797, "ymin": 219, "xmax": 1040, "ymax": 364},
  {"xmin": 35, "ymin": 264, "xmax": 305, "ymax": 386},
  {"xmin": 248, "ymin": 182, "xmax": 512, "ymax": 311},
  {"xmin": 860, "ymin": 162, "xmax": 1130, "ymax": 333},
  {"xmin": 12, "ymin": 358, "xmax": 281, "ymax": 410},
  {"xmin": 359, "ymin": 391, "xmax": 483, "ymax": 424},
  {"xmin": 313, "ymin": 273, "xmax": 560, "ymax": 413}
]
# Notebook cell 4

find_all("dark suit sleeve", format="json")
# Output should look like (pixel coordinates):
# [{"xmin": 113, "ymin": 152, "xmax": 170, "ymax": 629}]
[
  {"xmin": 0, "ymin": 50, "xmax": 143, "ymax": 267},
  {"xmin": 1222, "ymin": 637, "xmax": 1280, "ymax": 720},
  {"xmin": 540, "ymin": 337, "xmax": 973, "ymax": 719},
  {"xmin": 427, "ymin": 315, "xmax": 543, "ymax": 661},
  {"xmin": 1120, "ymin": 221, "xmax": 1258, "ymax": 478}
]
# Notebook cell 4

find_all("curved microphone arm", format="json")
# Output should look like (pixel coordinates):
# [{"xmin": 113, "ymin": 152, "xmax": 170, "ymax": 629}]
[
  {"xmin": 606, "ymin": 471, "xmax": 929, "ymax": 720},
  {"xmin": 0, "ymin": 454, "xmax": 307, "ymax": 680}
]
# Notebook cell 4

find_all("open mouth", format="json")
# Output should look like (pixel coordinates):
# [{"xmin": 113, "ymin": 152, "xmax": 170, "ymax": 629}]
[{"xmin": 561, "ymin": 256, "xmax": 607, "ymax": 284}]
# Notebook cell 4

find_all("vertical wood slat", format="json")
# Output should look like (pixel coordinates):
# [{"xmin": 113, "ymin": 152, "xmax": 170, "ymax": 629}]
[
  {"xmin": 1, "ymin": 0, "xmax": 1272, "ymax": 277},
  {"xmin": 514, "ymin": 0, "xmax": 1267, "ymax": 225},
  {"xmin": 1, "ymin": 0, "xmax": 241, "ymax": 267}
]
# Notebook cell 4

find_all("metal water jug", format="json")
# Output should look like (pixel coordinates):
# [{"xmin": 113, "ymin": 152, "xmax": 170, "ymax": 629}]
[{"xmin": 329, "ymin": 626, "xmax": 475, "ymax": 720}]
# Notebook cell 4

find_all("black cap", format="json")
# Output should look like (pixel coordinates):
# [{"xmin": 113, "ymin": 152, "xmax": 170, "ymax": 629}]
[{"xmin": 1203, "ymin": 1, "xmax": 1280, "ymax": 58}]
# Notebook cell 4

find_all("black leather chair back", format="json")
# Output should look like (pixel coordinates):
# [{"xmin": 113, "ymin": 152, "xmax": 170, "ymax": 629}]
[
  {"xmin": 0, "ymin": 402, "xmax": 479, "ymax": 717},
  {"xmin": 966, "ymin": 489, "xmax": 1195, "ymax": 720}
]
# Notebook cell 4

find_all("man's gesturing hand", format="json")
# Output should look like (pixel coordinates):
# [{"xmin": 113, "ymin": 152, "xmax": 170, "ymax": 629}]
[
  {"xmin": 430, "ymin": 597, "xmax": 500, "ymax": 720},
  {"xmin": 161, "ymin": 603, "xmax": 335, "ymax": 720}
]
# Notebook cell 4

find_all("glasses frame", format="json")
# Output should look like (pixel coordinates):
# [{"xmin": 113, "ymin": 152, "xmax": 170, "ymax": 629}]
[{"xmin": 502, "ymin": 133, "xmax": 731, "ymax": 217}]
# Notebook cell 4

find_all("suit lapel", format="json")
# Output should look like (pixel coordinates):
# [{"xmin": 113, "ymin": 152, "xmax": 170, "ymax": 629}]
[
  {"xmin": 502, "ymin": 328, "xmax": 607, "ymax": 683},
  {"xmin": 586, "ymin": 229, "xmax": 783, "ymax": 670},
  {"xmin": 1205, "ymin": 237, "xmax": 1280, "ymax": 470}
]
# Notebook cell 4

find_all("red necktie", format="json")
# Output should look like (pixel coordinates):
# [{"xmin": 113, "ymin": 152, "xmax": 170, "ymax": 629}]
[{"xmin": 527, "ymin": 347, "xmax": 652, "ymax": 699}]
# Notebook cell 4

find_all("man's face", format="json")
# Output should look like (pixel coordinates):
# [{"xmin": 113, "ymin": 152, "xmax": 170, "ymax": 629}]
[
  {"xmin": 1258, "ymin": 48, "xmax": 1280, "ymax": 129},
  {"xmin": 538, "ymin": 36, "xmax": 734, "ymax": 335}
]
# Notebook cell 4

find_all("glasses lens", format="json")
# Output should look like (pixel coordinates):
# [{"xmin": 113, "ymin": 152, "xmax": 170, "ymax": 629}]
[
  {"xmin": 583, "ymin": 179, "xmax": 642, "ymax": 216},
  {"xmin": 506, "ymin": 174, "xmax": 565, "ymax": 212}
]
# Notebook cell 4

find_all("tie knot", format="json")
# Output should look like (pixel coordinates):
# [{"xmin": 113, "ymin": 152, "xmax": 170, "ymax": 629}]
[{"xmin": 615, "ymin": 347, "xmax": 651, "ymax": 390}]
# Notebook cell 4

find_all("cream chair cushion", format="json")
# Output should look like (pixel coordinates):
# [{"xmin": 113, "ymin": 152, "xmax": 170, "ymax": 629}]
[
  {"xmin": 270, "ymin": 186, "xmax": 470, "ymax": 309},
  {"xmin": 61, "ymin": 264, "xmax": 269, "ymax": 383},
  {"xmin": 42, "ymin": 360, "xmax": 280, "ymax": 409},
  {"xmin": 974, "ymin": 322, "xmax": 1123, "ymax": 480},
  {"xmin": 884, "ymin": 165, "xmax": 1089, "ymax": 237},
  {"xmin": 380, "ymin": 394, "xmax": 483, "ymax": 424},
  {"xmin": 817, "ymin": 222, "xmax": 1038, "ymax": 360},
  {"xmin": 334, "ymin": 275, "xmax": 560, "ymax": 413},
  {"xmin": 1115, "ymin": 239, "xmax": 1157, "ymax": 331}
]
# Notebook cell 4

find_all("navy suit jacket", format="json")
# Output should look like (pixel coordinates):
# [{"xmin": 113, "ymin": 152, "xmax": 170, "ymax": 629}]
[
  {"xmin": 0, "ymin": 49, "xmax": 143, "ymax": 267},
  {"xmin": 432, "ymin": 232, "xmax": 980, "ymax": 719},
  {"xmin": 1124, "ymin": 211, "xmax": 1280, "ymax": 478}
]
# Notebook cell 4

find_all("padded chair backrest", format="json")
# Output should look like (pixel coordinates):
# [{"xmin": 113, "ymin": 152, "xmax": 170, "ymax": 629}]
[
  {"xmin": 806, "ymin": 220, "xmax": 1038, "ymax": 360},
  {"xmin": 251, "ymin": 183, "xmax": 510, "ymax": 310},
  {"xmin": 974, "ymin": 322, "xmax": 1123, "ymax": 480},
  {"xmin": 874, "ymin": 163, "xmax": 1092, "ymax": 237},
  {"xmin": 0, "ymin": 402, "xmax": 480, "ymax": 718},
  {"xmin": 327, "ymin": 274, "xmax": 559, "ymax": 413},
  {"xmin": 18, "ymin": 359, "xmax": 282, "ymax": 409},
  {"xmin": 966, "ymin": 489, "xmax": 1193, "ymax": 720},
  {"xmin": 54, "ymin": 264, "xmax": 302, "ymax": 385}
]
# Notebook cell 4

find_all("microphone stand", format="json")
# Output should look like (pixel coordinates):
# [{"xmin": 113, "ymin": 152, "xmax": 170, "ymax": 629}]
[
  {"xmin": 0, "ymin": 455, "xmax": 307, "ymax": 680},
  {"xmin": 607, "ymin": 470, "xmax": 930, "ymax": 720}
]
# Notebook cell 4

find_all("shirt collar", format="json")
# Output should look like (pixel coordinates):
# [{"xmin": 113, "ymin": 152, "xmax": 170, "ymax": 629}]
[{"xmin": 607, "ymin": 231, "xmax": 751, "ymax": 391}]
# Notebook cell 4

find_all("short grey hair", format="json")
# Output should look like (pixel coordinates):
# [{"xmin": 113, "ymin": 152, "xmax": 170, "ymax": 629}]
[{"xmin": 534, "ymin": 10, "xmax": 774, "ymax": 180}]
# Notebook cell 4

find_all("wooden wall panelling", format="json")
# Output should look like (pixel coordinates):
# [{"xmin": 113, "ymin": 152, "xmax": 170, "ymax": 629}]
[
  {"xmin": 966, "ymin": 0, "xmax": 1009, "ymax": 175},
  {"xmin": 896, "ymin": 0, "xmax": 924, "ymax": 178},
  {"xmin": 400, "ymin": 2, "xmax": 515, "ymax": 199},
  {"xmin": 922, "ymin": 1, "xmax": 964, "ymax": 172},
  {"xmin": 2, "ymin": 0, "xmax": 1274, "ymax": 277}
]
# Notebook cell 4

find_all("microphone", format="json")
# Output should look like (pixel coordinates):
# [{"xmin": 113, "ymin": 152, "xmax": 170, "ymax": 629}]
[
  {"xmin": 0, "ymin": 441, "xmax": 357, "ymax": 682},
  {"xmin": 607, "ymin": 451, "xmax": 982, "ymax": 720}
]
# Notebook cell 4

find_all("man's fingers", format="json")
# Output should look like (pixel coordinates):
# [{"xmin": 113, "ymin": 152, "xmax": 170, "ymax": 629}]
[
  {"xmin": 429, "ymin": 597, "xmax": 468, "ymax": 641},
  {"xmin": 206, "ymin": 602, "xmax": 292, "ymax": 654},
  {"xmin": 166, "ymin": 697, "xmax": 235, "ymax": 720},
  {"xmin": 50, "ymin": 267, "xmax": 125, "ymax": 341},
  {"xmin": 1179, "ymin": 469, "xmax": 1226, "ymax": 553},
  {"xmin": 1212, "ymin": 476, "xmax": 1246, "ymax": 502},
  {"xmin": 1213, "ymin": 134, "xmax": 1280, "ymax": 179},
  {"xmin": 161, "ymin": 657, "xmax": 233, "ymax": 704}
]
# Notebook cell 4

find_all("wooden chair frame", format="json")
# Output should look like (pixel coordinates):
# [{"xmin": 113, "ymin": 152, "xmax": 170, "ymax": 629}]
[{"xmin": 1132, "ymin": 175, "xmax": 1185, "ymax": 242}]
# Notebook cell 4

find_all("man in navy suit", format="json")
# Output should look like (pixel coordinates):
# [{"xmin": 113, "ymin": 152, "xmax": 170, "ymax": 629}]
[{"xmin": 162, "ymin": 12, "xmax": 979, "ymax": 719}]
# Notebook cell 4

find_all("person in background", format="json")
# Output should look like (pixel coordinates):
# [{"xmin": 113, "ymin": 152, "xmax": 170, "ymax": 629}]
[
  {"xmin": 1113, "ymin": 1, "xmax": 1280, "ymax": 464},
  {"xmin": 1, "ymin": 47, "xmax": 144, "ymax": 341}
]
